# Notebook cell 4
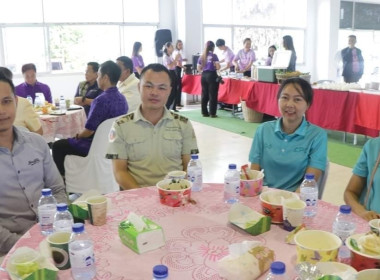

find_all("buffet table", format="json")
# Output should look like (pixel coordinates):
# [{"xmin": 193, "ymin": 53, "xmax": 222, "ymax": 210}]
[{"xmin": 0, "ymin": 184, "xmax": 368, "ymax": 280}]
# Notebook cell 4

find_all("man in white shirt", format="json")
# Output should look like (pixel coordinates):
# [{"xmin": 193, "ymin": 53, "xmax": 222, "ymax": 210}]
[{"xmin": 116, "ymin": 56, "xmax": 140, "ymax": 112}]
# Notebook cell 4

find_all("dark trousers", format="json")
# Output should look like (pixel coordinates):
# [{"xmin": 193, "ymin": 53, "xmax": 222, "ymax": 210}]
[
  {"xmin": 243, "ymin": 70, "xmax": 251, "ymax": 77},
  {"xmin": 201, "ymin": 71, "xmax": 219, "ymax": 116},
  {"xmin": 343, "ymin": 73, "xmax": 361, "ymax": 83},
  {"xmin": 52, "ymin": 139, "xmax": 87, "ymax": 176},
  {"xmin": 175, "ymin": 66, "xmax": 182, "ymax": 106},
  {"xmin": 166, "ymin": 70, "xmax": 178, "ymax": 110}
]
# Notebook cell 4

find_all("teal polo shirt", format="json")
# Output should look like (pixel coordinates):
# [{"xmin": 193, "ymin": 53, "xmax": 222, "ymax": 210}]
[
  {"xmin": 353, "ymin": 137, "xmax": 380, "ymax": 213},
  {"xmin": 249, "ymin": 117, "xmax": 327, "ymax": 191}
]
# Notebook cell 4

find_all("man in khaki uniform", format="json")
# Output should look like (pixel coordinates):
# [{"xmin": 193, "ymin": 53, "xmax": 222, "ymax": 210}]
[{"xmin": 106, "ymin": 63, "xmax": 199, "ymax": 189}]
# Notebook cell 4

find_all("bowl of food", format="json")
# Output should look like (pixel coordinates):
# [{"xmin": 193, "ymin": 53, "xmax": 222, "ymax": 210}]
[
  {"xmin": 259, "ymin": 189, "xmax": 298, "ymax": 223},
  {"xmin": 346, "ymin": 233, "xmax": 380, "ymax": 271},
  {"xmin": 240, "ymin": 170, "xmax": 264, "ymax": 197},
  {"xmin": 294, "ymin": 230, "xmax": 342, "ymax": 264},
  {"xmin": 156, "ymin": 179, "xmax": 192, "ymax": 207}
]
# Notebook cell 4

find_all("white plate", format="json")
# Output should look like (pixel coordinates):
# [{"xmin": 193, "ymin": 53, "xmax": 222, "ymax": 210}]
[{"xmin": 316, "ymin": 262, "xmax": 357, "ymax": 279}]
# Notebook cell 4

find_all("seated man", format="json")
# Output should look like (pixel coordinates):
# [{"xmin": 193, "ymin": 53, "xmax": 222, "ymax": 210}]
[
  {"xmin": 116, "ymin": 56, "xmax": 141, "ymax": 112},
  {"xmin": 0, "ymin": 67, "xmax": 42, "ymax": 135},
  {"xmin": 106, "ymin": 63, "xmax": 199, "ymax": 189},
  {"xmin": 15, "ymin": 63, "xmax": 52, "ymax": 104},
  {"xmin": 73, "ymin": 62, "xmax": 102, "ymax": 116},
  {"xmin": 52, "ymin": 60, "xmax": 128, "ymax": 176},
  {"xmin": 0, "ymin": 73, "xmax": 67, "ymax": 255},
  {"xmin": 344, "ymin": 137, "xmax": 380, "ymax": 221}
]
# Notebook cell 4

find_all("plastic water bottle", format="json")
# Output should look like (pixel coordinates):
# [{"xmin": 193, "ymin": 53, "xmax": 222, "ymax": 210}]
[
  {"xmin": 265, "ymin": 261, "xmax": 288, "ymax": 280},
  {"xmin": 38, "ymin": 188, "xmax": 57, "ymax": 235},
  {"xmin": 224, "ymin": 163, "xmax": 240, "ymax": 204},
  {"xmin": 153, "ymin": 264, "xmax": 168, "ymax": 279},
  {"xmin": 187, "ymin": 154, "xmax": 203, "ymax": 192},
  {"xmin": 59, "ymin": 95, "xmax": 66, "ymax": 112},
  {"xmin": 69, "ymin": 223, "xmax": 96, "ymax": 280},
  {"xmin": 26, "ymin": 95, "xmax": 33, "ymax": 105},
  {"xmin": 34, "ymin": 95, "xmax": 42, "ymax": 108},
  {"xmin": 299, "ymin": 173, "xmax": 318, "ymax": 217},
  {"xmin": 53, "ymin": 203, "xmax": 74, "ymax": 233}
]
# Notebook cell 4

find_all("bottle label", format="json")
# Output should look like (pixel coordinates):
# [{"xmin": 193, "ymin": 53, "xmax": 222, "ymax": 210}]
[
  {"xmin": 187, "ymin": 168, "xmax": 202, "ymax": 189},
  {"xmin": 225, "ymin": 179, "xmax": 240, "ymax": 194},
  {"xmin": 38, "ymin": 205, "xmax": 56, "ymax": 227},
  {"xmin": 69, "ymin": 245, "xmax": 95, "ymax": 269}
]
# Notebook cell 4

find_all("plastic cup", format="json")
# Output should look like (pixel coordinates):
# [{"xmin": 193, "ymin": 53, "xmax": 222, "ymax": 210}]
[
  {"xmin": 86, "ymin": 195, "xmax": 107, "ymax": 226},
  {"xmin": 65, "ymin": 99, "xmax": 71, "ymax": 109},
  {"xmin": 167, "ymin": 170, "xmax": 187, "ymax": 180},
  {"xmin": 46, "ymin": 231, "xmax": 71, "ymax": 270},
  {"xmin": 369, "ymin": 219, "xmax": 380, "ymax": 235},
  {"xmin": 282, "ymin": 198, "xmax": 306, "ymax": 231},
  {"xmin": 11, "ymin": 250, "xmax": 40, "ymax": 277}
]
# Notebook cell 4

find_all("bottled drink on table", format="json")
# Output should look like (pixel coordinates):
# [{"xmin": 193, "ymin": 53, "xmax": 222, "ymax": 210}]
[
  {"xmin": 69, "ymin": 223, "xmax": 96, "ymax": 280},
  {"xmin": 26, "ymin": 95, "xmax": 33, "ymax": 105},
  {"xmin": 53, "ymin": 203, "xmax": 74, "ymax": 233},
  {"xmin": 300, "ymin": 173, "xmax": 318, "ymax": 217},
  {"xmin": 224, "ymin": 163, "xmax": 240, "ymax": 204},
  {"xmin": 34, "ymin": 95, "xmax": 43, "ymax": 108},
  {"xmin": 38, "ymin": 188, "xmax": 57, "ymax": 235},
  {"xmin": 265, "ymin": 261, "xmax": 288, "ymax": 280},
  {"xmin": 332, "ymin": 205, "xmax": 356, "ymax": 264},
  {"xmin": 59, "ymin": 95, "xmax": 66, "ymax": 112},
  {"xmin": 187, "ymin": 154, "xmax": 203, "ymax": 192},
  {"xmin": 152, "ymin": 264, "xmax": 168, "ymax": 279}
]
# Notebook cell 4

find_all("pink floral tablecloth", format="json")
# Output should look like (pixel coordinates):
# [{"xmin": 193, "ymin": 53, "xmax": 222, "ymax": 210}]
[
  {"xmin": 0, "ymin": 184, "xmax": 369, "ymax": 280},
  {"xmin": 39, "ymin": 109, "xmax": 87, "ymax": 142}
]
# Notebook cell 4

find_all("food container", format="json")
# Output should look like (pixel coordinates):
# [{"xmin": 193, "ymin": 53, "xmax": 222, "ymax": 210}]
[
  {"xmin": 346, "ymin": 233, "xmax": 380, "ymax": 271},
  {"xmin": 240, "ymin": 170, "xmax": 264, "ymax": 197},
  {"xmin": 156, "ymin": 179, "xmax": 192, "ymax": 207},
  {"xmin": 369, "ymin": 219, "xmax": 380, "ymax": 236},
  {"xmin": 294, "ymin": 230, "xmax": 342, "ymax": 264},
  {"xmin": 259, "ymin": 189, "xmax": 298, "ymax": 223}
]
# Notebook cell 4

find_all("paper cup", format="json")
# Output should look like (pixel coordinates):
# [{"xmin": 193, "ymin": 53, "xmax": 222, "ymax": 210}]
[
  {"xmin": 240, "ymin": 170, "xmax": 264, "ymax": 197},
  {"xmin": 156, "ymin": 179, "xmax": 192, "ymax": 207},
  {"xmin": 47, "ymin": 231, "xmax": 71, "ymax": 270},
  {"xmin": 65, "ymin": 99, "xmax": 71, "ymax": 109},
  {"xmin": 86, "ymin": 195, "xmax": 107, "ymax": 226},
  {"xmin": 282, "ymin": 198, "xmax": 306, "ymax": 231},
  {"xmin": 369, "ymin": 219, "xmax": 380, "ymax": 236},
  {"xmin": 11, "ymin": 250, "xmax": 40, "ymax": 277},
  {"xmin": 167, "ymin": 170, "xmax": 187, "ymax": 180}
]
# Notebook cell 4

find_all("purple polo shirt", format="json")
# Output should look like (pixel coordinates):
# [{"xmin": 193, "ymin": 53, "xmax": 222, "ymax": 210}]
[
  {"xmin": 132, "ymin": 55, "xmax": 145, "ymax": 73},
  {"xmin": 234, "ymin": 49, "xmax": 256, "ymax": 70},
  {"xmin": 15, "ymin": 81, "xmax": 52, "ymax": 103},
  {"xmin": 163, "ymin": 53, "xmax": 176, "ymax": 70},
  {"xmin": 198, "ymin": 52, "xmax": 219, "ymax": 72},
  {"xmin": 223, "ymin": 47, "xmax": 235, "ymax": 64},
  {"xmin": 68, "ymin": 86, "xmax": 128, "ymax": 155}
]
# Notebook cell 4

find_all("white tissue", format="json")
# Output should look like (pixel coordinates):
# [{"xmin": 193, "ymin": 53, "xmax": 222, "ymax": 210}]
[{"xmin": 127, "ymin": 212, "xmax": 147, "ymax": 232}]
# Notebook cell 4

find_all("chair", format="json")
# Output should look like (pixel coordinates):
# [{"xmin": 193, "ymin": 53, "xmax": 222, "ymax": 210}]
[
  {"xmin": 318, "ymin": 160, "xmax": 330, "ymax": 199},
  {"xmin": 64, "ymin": 117, "xmax": 119, "ymax": 195}
]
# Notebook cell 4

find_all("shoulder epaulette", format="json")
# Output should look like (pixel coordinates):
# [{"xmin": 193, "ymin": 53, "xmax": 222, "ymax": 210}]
[
  {"xmin": 116, "ymin": 112, "xmax": 134, "ymax": 125},
  {"xmin": 170, "ymin": 112, "xmax": 188, "ymax": 123}
]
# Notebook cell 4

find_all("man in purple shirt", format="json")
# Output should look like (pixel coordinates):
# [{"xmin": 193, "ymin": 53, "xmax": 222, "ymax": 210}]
[
  {"xmin": 216, "ymin": 39, "xmax": 235, "ymax": 72},
  {"xmin": 15, "ymin": 63, "xmax": 53, "ymax": 104},
  {"xmin": 52, "ymin": 60, "xmax": 128, "ymax": 176}
]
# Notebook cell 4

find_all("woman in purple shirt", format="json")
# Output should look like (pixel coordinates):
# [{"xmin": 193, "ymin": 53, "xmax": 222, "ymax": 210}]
[
  {"xmin": 233, "ymin": 38, "xmax": 256, "ymax": 77},
  {"xmin": 131, "ymin": 42, "xmax": 145, "ymax": 79},
  {"xmin": 197, "ymin": 41, "xmax": 220, "ymax": 118},
  {"xmin": 162, "ymin": 42, "xmax": 180, "ymax": 111}
]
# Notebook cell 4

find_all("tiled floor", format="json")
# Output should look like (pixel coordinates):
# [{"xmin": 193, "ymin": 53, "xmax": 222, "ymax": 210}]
[{"xmin": 185, "ymin": 107, "xmax": 351, "ymax": 207}]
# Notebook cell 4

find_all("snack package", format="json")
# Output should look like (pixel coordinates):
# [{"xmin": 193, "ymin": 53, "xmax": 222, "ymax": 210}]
[{"xmin": 217, "ymin": 241, "xmax": 275, "ymax": 280}]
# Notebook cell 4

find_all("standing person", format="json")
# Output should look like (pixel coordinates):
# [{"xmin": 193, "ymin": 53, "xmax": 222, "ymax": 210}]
[
  {"xmin": 249, "ymin": 77, "xmax": 327, "ymax": 192},
  {"xmin": 283, "ymin": 35, "xmax": 297, "ymax": 71},
  {"xmin": 0, "ymin": 73, "xmax": 67, "ymax": 255},
  {"xmin": 106, "ymin": 63, "xmax": 199, "ymax": 189},
  {"xmin": 216, "ymin": 39, "xmax": 235, "ymax": 72},
  {"xmin": 265, "ymin": 45, "xmax": 277, "ymax": 66},
  {"xmin": 73, "ymin": 62, "xmax": 102, "ymax": 116},
  {"xmin": 197, "ymin": 41, "xmax": 220, "ymax": 118},
  {"xmin": 131, "ymin": 42, "xmax": 145, "ymax": 79},
  {"xmin": 173, "ymin": 40, "xmax": 187, "ymax": 108},
  {"xmin": 162, "ymin": 42, "xmax": 179, "ymax": 111},
  {"xmin": 116, "ymin": 56, "xmax": 141, "ymax": 112},
  {"xmin": 52, "ymin": 61, "xmax": 128, "ymax": 177},
  {"xmin": 233, "ymin": 38, "xmax": 256, "ymax": 77},
  {"xmin": 341, "ymin": 35, "xmax": 364, "ymax": 83},
  {"xmin": 15, "ymin": 63, "xmax": 52, "ymax": 104}
]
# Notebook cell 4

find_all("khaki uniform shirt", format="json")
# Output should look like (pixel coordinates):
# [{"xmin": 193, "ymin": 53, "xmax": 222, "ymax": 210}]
[
  {"xmin": 117, "ymin": 74, "xmax": 141, "ymax": 113},
  {"xmin": 14, "ymin": 97, "xmax": 42, "ymax": 132},
  {"xmin": 106, "ymin": 107, "xmax": 199, "ymax": 187}
]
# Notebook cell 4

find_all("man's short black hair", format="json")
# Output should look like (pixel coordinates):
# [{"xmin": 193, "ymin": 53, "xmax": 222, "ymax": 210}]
[
  {"xmin": 21, "ymin": 63, "xmax": 37, "ymax": 74},
  {"xmin": 116, "ymin": 56, "xmax": 134, "ymax": 73},
  {"xmin": 140, "ymin": 63, "xmax": 172, "ymax": 83},
  {"xmin": 99, "ymin": 60, "xmax": 121, "ymax": 85},
  {"xmin": 87, "ymin": 62, "xmax": 99, "ymax": 73},
  {"xmin": 216, "ymin": 39, "xmax": 225, "ymax": 47}
]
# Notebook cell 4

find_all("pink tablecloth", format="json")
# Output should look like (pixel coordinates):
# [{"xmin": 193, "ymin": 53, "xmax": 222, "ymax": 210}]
[
  {"xmin": 39, "ymin": 108, "xmax": 87, "ymax": 142},
  {"xmin": 0, "ymin": 184, "xmax": 369, "ymax": 280}
]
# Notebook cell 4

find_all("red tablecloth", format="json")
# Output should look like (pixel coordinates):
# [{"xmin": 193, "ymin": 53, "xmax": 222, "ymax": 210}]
[
  {"xmin": 355, "ymin": 91, "xmax": 380, "ymax": 131},
  {"xmin": 0, "ymin": 184, "xmax": 369, "ymax": 280}
]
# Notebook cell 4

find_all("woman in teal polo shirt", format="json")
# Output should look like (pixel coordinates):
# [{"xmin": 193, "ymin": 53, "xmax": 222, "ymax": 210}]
[
  {"xmin": 344, "ymin": 137, "xmax": 380, "ymax": 221},
  {"xmin": 249, "ymin": 77, "xmax": 327, "ymax": 192}
]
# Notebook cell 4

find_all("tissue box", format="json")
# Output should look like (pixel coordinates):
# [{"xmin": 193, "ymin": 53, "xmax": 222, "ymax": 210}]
[
  {"xmin": 118, "ymin": 218, "xmax": 165, "ymax": 254},
  {"xmin": 229, "ymin": 204, "xmax": 271, "ymax": 235}
]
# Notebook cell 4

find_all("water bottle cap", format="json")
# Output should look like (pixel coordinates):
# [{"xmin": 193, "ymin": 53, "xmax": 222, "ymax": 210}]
[
  {"xmin": 270, "ymin": 261, "xmax": 286, "ymax": 274},
  {"xmin": 41, "ymin": 188, "xmax": 52, "ymax": 196},
  {"xmin": 339, "ymin": 205, "xmax": 352, "ymax": 214},
  {"xmin": 72, "ymin": 223, "xmax": 85, "ymax": 233},
  {"xmin": 191, "ymin": 154, "xmax": 199, "ymax": 159},
  {"xmin": 153, "ymin": 264, "xmax": 168, "ymax": 278},
  {"xmin": 305, "ymin": 173, "xmax": 315, "ymax": 180},
  {"xmin": 56, "ymin": 203, "xmax": 68, "ymax": 211},
  {"xmin": 228, "ymin": 163, "xmax": 237, "ymax": 170}
]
